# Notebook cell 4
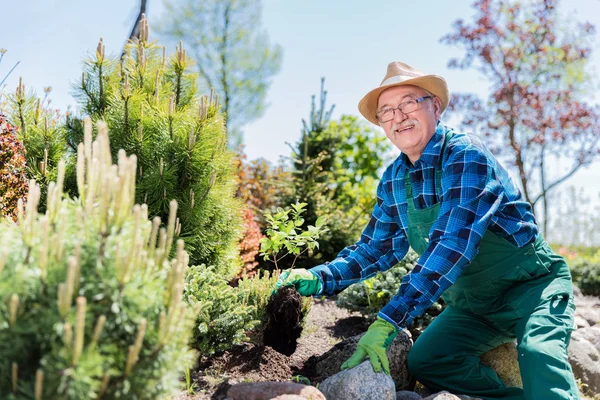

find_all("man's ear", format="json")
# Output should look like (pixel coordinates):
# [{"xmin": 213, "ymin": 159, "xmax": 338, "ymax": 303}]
[{"xmin": 432, "ymin": 96, "xmax": 442, "ymax": 120}]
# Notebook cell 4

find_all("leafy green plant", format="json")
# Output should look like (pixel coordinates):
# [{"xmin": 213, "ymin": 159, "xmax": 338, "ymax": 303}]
[
  {"xmin": 259, "ymin": 202, "xmax": 328, "ymax": 271},
  {"xmin": 0, "ymin": 119, "xmax": 195, "ymax": 399},
  {"xmin": 337, "ymin": 251, "xmax": 445, "ymax": 338}
]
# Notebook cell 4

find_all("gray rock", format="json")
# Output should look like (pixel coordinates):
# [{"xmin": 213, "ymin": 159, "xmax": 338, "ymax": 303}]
[
  {"xmin": 575, "ymin": 316, "xmax": 592, "ymax": 329},
  {"xmin": 422, "ymin": 391, "xmax": 462, "ymax": 400},
  {"xmin": 573, "ymin": 285, "xmax": 583, "ymax": 298},
  {"xmin": 572, "ymin": 326, "xmax": 600, "ymax": 353},
  {"xmin": 313, "ymin": 329, "xmax": 412, "ymax": 390},
  {"xmin": 568, "ymin": 335, "xmax": 600, "ymax": 394},
  {"xmin": 480, "ymin": 342, "xmax": 522, "ymax": 388},
  {"xmin": 576, "ymin": 308, "xmax": 600, "ymax": 327},
  {"xmin": 226, "ymin": 382, "xmax": 325, "ymax": 400},
  {"xmin": 396, "ymin": 390, "xmax": 422, "ymax": 399},
  {"xmin": 318, "ymin": 361, "xmax": 396, "ymax": 400},
  {"xmin": 423, "ymin": 392, "xmax": 482, "ymax": 400}
]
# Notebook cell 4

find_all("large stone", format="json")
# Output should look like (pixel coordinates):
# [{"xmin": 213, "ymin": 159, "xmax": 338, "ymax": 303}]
[
  {"xmin": 312, "ymin": 329, "xmax": 413, "ymax": 389},
  {"xmin": 575, "ymin": 316, "xmax": 591, "ymax": 329},
  {"xmin": 396, "ymin": 390, "xmax": 423, "ymax": 399},
  {"xmin": 226, "ymin": 381, "xmax": 325, "ymax": 400},
  {"xmin": 568, "ymin": 335, "xmax": 600, "ymax": 394},
  {"xmin": 480, "ymin": 342, "xmax": 522, "ymax": 388},
  {"xmin": 577, "ymin": 307, "xmax": 600, "ymax": 327},
  {"xmin": 573, "ymin": 326, "xmax": 600, "ymax": 353},
  {"xmin": 422, "ymin": 391, "xmax": 461, "ymax": 400},
  {"xmin": 318, "ymin": 361, "xmax": 396, "ymax": 400},
  {"xmin": 423, "ymin": 392, "xmax": 482, "ymax": 400}
]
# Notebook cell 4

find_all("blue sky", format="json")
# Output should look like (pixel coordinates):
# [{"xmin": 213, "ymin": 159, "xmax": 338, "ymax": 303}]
[{"xmin": 2, "ymin": 0, "xmax": 600, "ymax": 224}]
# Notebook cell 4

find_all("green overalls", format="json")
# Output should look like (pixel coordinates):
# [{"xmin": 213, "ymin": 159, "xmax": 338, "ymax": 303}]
[{"xmin": 404, "ymin": 132, "xmax": 580, "ymax": 400}]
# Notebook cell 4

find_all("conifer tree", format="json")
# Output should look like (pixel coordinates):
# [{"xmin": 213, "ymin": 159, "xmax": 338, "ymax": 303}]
[{"xmin": 64, "ymin": 16, "xmax": 243, "ymax": 275}]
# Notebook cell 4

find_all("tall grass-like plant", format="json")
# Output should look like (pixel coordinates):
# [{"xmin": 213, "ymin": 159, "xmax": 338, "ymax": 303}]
[{"xmin": 0, "ymin": 118, "xmax": 195, "ymax": 399}]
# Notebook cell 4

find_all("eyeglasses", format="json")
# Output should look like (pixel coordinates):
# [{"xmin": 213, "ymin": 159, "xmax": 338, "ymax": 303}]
[{"xmin": 375, "ymin": 96, "xmax": 433, "ymax": 123}]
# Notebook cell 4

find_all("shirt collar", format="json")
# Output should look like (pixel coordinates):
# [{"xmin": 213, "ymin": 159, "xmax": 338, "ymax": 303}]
[{"xmin": 396, "ymin": 122, "xmax": 447, "ymax": 172}]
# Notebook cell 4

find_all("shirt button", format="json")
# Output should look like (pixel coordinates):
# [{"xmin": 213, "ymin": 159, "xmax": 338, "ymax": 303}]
[{"xmin": 525, "ymin": 248, "xmax": 535, "ymax": 256}]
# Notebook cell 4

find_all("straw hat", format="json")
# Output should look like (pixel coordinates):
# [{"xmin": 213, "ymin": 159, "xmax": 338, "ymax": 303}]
[{"xmin": 358, "ymin": 61, "xmax": 449, "ymax": 125}]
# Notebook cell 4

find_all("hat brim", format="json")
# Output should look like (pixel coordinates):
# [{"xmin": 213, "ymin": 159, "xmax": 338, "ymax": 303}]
[{"xmin": 358, "ymin": 75, "xmax": 449, "ymax": 125}]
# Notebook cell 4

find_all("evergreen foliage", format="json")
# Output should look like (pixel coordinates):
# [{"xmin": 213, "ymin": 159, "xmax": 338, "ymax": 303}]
[
  {"xmin": 64, "ymin": 16, "xmax": 243, "ymax": 275},
  {"xmin": 5, "ymin": 81, "xmax": 67, "ymax": 213},
  {"xmin": 336, "ymin": 251, "xmax": 445, "ymax": 338},
  {"xmin": 0, "ymin": 119, "xmax": 195, "ymax": 399},
  {"xmin": 0, "ymin": 113, "xmax": 29, "ymax": 221},
  {"xmin": 184, "ymin": 265, "xmax": 258, "ymax": 355}
]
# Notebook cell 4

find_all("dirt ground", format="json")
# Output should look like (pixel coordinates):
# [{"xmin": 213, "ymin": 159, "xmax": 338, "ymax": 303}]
[{"xmin": 174, "ymin": 296, "xmax": 369, "ymax": 400}]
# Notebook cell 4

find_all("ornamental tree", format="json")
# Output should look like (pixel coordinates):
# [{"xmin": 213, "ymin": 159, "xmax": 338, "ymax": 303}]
[{"xmin": 441, "ymin": 0, "xmax": 600, "ymax": 235}]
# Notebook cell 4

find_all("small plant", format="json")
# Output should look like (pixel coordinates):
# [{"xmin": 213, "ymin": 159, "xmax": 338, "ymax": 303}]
[
  {"xmin": 259, "ymin": 202, "xmax": 328, "ymax": 271},
  {"xmin": 184, "ymin": 265, "xmax": 259, "ymax": 356}
]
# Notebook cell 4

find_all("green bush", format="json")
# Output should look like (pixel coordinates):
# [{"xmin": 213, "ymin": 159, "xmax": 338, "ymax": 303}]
[
  {"xmin": 570, "ymin": 256, "xmax": 600, "ymax": 296},
  {"xmin": 0, "ymin": 119, "xmax": 195, "ymax": 399},
  {"xmin": 184, "ymin": 265, "xmax": 259, "ymax": 356},
  {"xmin": 336, "ymin": 251, "xmax": 445, "ymax": 337}
]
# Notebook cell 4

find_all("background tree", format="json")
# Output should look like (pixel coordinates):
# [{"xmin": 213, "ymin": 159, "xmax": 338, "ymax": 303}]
[
  {"xmin": 157, "ymin": 0, "xmax": 283, "ymax": 146},
  {"xmin": 441, "ymin": 0, "xmax": 600, "ymax": 236},
  {"xmin": 282, "ymin": 79, "xmax": 392, "ymax": 269}
]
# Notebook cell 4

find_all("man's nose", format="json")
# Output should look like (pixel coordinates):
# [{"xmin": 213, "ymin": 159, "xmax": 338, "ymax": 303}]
[{"xmin": 393, "ymin": 107, "xmax": 408, "ymax": 122}]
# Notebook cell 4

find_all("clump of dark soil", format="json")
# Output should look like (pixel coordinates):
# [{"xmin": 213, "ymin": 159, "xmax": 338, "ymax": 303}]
[{"xmin": 263, "ymin": 286, "xmax": 304, "ymax": 356}]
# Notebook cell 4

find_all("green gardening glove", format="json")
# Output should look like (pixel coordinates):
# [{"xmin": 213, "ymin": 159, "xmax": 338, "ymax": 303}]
[
  {"xmin": 340, "ymin": 317, "xmax": 398, "ymax": 375},
  {"xmin": 273, "ymin": 269, "xmax": 322, "ymax": 296}
]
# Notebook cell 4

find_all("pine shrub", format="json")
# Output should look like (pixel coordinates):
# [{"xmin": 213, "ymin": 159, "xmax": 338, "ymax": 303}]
[
  {"xmin": 0, "ymin": 113, "xmax": 29, "ymax": 221},
  {"xmin": 63, "ymin": 16, "xmax": 242, "ymax": 276},
  {"xmin": 0, "ymin": 119, "xmax": 195, "ymax": 399}
]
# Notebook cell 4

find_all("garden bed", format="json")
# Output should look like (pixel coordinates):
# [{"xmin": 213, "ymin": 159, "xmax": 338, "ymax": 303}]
[{"xmin": 175, "ymin": 296, "xmax": 369, "ymax": 399}]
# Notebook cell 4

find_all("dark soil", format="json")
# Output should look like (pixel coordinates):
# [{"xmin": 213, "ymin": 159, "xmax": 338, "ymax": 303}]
[
  {"xmin": 174, "ymin": 296, "xmax": 369, "ymax": 400},
  {"xmin": 263, "ymin": 286, "xmax": 304, "ymax": 356}
]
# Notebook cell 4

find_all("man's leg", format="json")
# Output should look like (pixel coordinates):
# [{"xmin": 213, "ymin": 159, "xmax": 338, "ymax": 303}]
[
  {"xmin": 407, "ymin": 306, "xmax": 525, "ymax": 400},
  {"xmin": 514, "ymin": 285, "xmax": 580, "ymax": 399}
]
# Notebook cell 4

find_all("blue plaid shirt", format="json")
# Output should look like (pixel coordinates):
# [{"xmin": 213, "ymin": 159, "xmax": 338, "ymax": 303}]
[{"xmin": 310, "ymin": 123, "xmax": 538, "ymax": 329}]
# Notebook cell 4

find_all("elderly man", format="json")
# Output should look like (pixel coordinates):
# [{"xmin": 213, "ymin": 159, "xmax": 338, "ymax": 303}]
[{"xmin": 276, "ymin": 61, "xmax": 579, "ymax": 399}]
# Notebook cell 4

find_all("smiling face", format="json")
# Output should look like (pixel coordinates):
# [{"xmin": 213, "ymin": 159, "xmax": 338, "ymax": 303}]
[{"xmin": 377, "ymin": 85, "xmax": 442, "ymax": 164}]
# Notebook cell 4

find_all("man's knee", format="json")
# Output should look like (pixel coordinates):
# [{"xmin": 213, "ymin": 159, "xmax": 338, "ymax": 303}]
[{"xmin": 407, "ymin": 341, "xmax": 431, "ymax": 377}]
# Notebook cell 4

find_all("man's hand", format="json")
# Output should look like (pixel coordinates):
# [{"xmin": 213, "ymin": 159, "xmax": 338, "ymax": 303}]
[
  {"xmin": 340, "ymin": 317, "xmax": 398, "ymax": 375},
  {"xmin": 273, "ymin": 269, "xmax": 322, "ymax": 296}
]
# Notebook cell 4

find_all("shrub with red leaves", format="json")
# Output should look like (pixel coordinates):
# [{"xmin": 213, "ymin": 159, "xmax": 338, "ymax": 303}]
[
  {"xmin": 236, "ymin": 207, "xmax": 263, "ymax": 279},
  {"xmin": 0, "ymin": 113, "xmax": 28, "ymax": 221}
]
